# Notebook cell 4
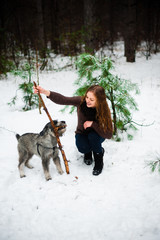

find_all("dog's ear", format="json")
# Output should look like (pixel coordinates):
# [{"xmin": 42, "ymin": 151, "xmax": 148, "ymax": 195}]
[
  {"xmin": 40, "ymin": 124, "xmax": 49, "ymax": 136},
  {"xmin": 40, "ymin": 128, "xmax": 45, "ymax": 136},
  {"xmin": 53, "ymin": 120, "xmax": 58, "ymax": 126}
]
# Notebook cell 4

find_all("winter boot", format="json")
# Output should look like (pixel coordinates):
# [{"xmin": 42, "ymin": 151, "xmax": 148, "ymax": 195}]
[
  {"xmin": 84, "ymin": 151, "xmax": 93, "ymax": 165},
  {"xmin": 92, "ymin": 148, "xmax": 104, "ymax": 176}
]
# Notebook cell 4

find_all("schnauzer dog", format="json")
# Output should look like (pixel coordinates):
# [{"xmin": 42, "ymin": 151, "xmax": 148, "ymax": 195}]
[{"xmin": 16, "ymin": 120, "xmax": 66, "ymax": 180}]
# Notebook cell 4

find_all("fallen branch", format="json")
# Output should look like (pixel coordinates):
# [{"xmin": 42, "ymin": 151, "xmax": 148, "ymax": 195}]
[{"xmin": 0, "ymin": 126, "xmax": 17, "ymax": 134}]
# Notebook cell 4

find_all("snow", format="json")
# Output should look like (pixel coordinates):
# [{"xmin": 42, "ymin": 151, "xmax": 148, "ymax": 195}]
[{"xmin": 0, "ymin": 46, "xmax": 160, "ymax": 240}]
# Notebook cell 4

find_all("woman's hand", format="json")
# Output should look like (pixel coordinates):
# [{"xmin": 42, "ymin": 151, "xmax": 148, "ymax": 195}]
[
  {"xmin": 33, "ymin": 85, "xmax": 50, "ymax": 97},
  {"xmin": 83, "ymin": 121, "xmax": 93, "ymax": 129}
]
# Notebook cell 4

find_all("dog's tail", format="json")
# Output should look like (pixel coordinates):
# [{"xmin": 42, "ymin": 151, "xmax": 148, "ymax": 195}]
[{"xmin": 16, "ymin": 134, "xmax": 20, "ymax": 140}]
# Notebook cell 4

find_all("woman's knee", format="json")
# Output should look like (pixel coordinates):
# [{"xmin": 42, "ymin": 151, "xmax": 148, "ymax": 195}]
[
  {"xmin": 75, "ymin": 134, "xmax": 90, "ymax": 153},
  {"xmin": 76, "ymin": 145, "xmax": 89, "ymax": 153},
  {"xmin": 88, "ymin": 131, "xmax": 100, "ymax": 142},
  {"xmin": 87, "ymin": 131, "xmax": 105, "ymax": 152}
]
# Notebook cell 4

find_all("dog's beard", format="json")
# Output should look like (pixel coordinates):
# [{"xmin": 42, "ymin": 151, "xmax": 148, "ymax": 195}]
[{"xmin": 58, "ymin": 128, "xmax": 66, "ymax": 136}]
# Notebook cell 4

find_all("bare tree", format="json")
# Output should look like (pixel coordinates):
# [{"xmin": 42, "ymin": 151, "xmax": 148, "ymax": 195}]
[
  {"xmin": 83, "ymin": 0, "xmax": 96, "ymax": 54},
  {"xmin": 123, "ymin": 0, "xmax": 137, "ymax": 62},
  {"xmin": 50, "ymin": 0, "xmax": 60, "ymax": 54},
  {"xmin": 0, "ymin": 0, "xmax": 160, "ymax": 66},
  {"xmin": 36, "ymin": 0, "xmax": 46, "ymax": 58}
]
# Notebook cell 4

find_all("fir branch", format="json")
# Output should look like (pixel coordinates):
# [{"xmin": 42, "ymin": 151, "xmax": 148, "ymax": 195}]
[{"xmin": 130, "ymin": 120, "xmax": 155, "ymax": 127}]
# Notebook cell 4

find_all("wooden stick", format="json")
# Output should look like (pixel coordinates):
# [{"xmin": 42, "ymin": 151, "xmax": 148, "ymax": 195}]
[
  {"xmin": 33, "ymin": 81, "xmax": 70, "ymax": 174},
  {"xmin": 36, "ymin": 50, "xmax": 42, "ymax": 114}
]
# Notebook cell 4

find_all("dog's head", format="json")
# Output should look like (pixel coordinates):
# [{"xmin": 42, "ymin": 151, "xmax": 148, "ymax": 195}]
[{"xmin": 40, "ymin": 120, "xmax": 66, "ymax": 137}]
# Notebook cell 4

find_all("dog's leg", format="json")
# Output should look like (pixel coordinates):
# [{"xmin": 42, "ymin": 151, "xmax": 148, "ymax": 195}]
[
  {"xmin": 53, "ymin": 156, "xmax": 64, "ymax": 175},
  {"xmin": 25, "ymin": 153, "xmax": 34, "ymax": 169},
  {"xmin": 18, "ymin": 162, "xmax": 26, "ymax": 178},
  {"xmin": 18, "ymin": 149, "xmax": 29, "ymax": 178},
  {"xmin": 42, "ymin": 158, "xmax": 52, "ymax": 181},
  {"xmin": 18, "ymin": 156, "xmax": 27, "ymax": 178}
]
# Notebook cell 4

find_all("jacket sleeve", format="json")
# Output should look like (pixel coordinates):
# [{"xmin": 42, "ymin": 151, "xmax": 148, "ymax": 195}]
[
  {"xmin": 48, "ymin": 91, "xmax": 81, "ymax": 106},
  {"xmin": 91, "ymin": 121, "xmax": 113, "ymax": 139}
]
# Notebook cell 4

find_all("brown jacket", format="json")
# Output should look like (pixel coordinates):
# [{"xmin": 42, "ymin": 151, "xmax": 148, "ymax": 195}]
[{"xmin": 48, "ymin": 91, "xmax": 112, "ymax": 139}]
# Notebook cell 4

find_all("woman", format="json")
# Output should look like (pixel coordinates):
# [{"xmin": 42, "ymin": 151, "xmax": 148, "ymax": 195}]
[{"xmin": 34, "ymin": 85, "xmax": 113, "ymax": 176}]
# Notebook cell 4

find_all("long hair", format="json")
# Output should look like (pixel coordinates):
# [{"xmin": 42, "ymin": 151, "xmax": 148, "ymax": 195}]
[{"xmin": 81, "ymin": 85, "xmax": 113, "ymax": 133}]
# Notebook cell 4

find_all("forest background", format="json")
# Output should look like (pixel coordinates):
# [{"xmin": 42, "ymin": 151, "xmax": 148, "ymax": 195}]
[{"xmin": 0, "ymin": 0, "xmax": 160, "ymax": 75}]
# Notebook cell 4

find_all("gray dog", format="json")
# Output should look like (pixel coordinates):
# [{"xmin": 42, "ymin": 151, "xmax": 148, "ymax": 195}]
[{"xmin": 16, "ymin": 120, "xmax": 66, "ymax": 180}]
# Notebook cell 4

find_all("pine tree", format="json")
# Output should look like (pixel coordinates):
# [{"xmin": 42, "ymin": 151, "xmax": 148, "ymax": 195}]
[
  {"xmin": 8, "ymin": 62, "xmax": 39, "ymax": 111},
  {"xmin": 72, "ymin": 53, "xmax": 140, "ymax": 140}
]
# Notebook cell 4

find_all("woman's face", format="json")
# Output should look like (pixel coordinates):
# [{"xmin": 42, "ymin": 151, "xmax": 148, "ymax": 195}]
[{"xmin": 85, "ymin": 91, "xmax": 97, "ymax": 108}]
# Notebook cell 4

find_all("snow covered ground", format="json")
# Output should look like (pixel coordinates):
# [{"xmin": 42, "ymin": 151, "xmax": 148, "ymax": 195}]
[{"xmin": 0, "ymin": 46, "xmax": 160, "ymax": 240}]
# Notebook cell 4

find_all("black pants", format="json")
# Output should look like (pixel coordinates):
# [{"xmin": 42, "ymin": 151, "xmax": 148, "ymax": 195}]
[{"xmin": 75, "ymin": 131, "xmax": 105, "ymax": 154}]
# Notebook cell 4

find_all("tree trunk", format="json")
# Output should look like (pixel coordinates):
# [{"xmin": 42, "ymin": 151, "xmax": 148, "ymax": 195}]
[
  {"xmin": 84, "ymin": 0, "xmax": 96, "ymax": 54},
  {"xmin": 0, "ymin": 4, "xmax": 6, "ymax": 56},
  {"xmin": 110, "ymin": 88, "xmax": 117, "ymax": 135},
  {"xmin": 50, "ymin": 0, "xmax": 59, "ymax": 54},
  {"xmin": 36, "ymin": 0, "xmax": 46, "ymax": 58},
  {"xmin": 123, "ymin": 0, "xmax": 137, "ymax": 62},
  {"xmin": 109, "ymin": 0, "xmax": 115, "ymax": 53}
]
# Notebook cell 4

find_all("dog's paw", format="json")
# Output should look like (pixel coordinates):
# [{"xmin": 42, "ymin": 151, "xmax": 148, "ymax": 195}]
[
  {"xmin": 46, "ymin": 176, "xmax": 52, "ymax": 181},
  {"xmin": 44, "ymin": 172, "xmax": 52, "ymax": 181},
  {"xmin": 20, "ymin": 174, "xmax": 26, "ymax": 178},
  {"xmin": 59, "ymin": 170, "xmax": 64, "ymax": 175}
]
